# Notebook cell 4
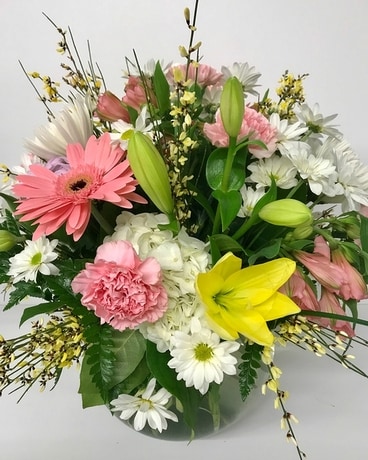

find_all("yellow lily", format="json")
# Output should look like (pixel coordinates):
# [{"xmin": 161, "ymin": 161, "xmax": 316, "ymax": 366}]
[{"xmin": 195, "ymin": 253, "xmax": 300, "ymax": 346}]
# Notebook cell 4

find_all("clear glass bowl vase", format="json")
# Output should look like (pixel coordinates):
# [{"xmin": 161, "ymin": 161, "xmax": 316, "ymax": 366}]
[{"xmin": 113, "ymin": 368, "xmax": 266, "ymax": 441}]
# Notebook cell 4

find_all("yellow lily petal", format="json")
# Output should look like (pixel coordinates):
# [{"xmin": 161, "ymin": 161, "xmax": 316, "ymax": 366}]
[
  {"xmin": 195, "ymin": 252, "xmax": 298, "ymax": 346},
  {"xmin": 220, "ymin": 308, "xmax": 275, "ymax": 347},
  {"xmin": 254, "ymin": 291, "xmax": 301, "ymax": 321},
  {"xmin": 223, "ymin": 258, "xmax": 296, "ymax": 294}
]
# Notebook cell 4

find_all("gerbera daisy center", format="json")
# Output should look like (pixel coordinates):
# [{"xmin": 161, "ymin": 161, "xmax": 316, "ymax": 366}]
[{"xmin": 194, "ymin": 342, "xmax": 214, "ymax": 361}]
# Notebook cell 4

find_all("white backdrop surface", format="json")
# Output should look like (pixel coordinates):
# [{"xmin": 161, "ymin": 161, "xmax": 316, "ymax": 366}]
[{"xmin": 1, "ymin": 1, "xmax": 368, "ymax": 459}]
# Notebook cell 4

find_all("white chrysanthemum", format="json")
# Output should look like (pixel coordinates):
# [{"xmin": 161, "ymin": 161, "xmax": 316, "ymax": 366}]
[
  {"xmin": 279, "ymin": 141, "xmax": 338, "ymax": 196},
  {"xmin": 323, "ymin": 138, "xmax": 368, "ymax": 210},
  {"xmin": 238, "ymin": 185, "xmax": 266, "ymax": 217},
  {"xmin": 168, "ymin": 324, "xmax": 240, "ymax": 395},
  {"xmin": 295, "ymin": 103, "xmax": 342, "ymax": 139},
  {"xmin": 8, "ymin": 236, "xmax": 59, "ymax": 283},
  {"xmin": 107, "ymin": 211, "xmax": 211, "ymax": 351},
  {"xmin": 269, "ymin": 112, "xmax": 308, "ymax": 143},
  {"xmin": 221, "ymin": 62, "xmax": 261, "ymax": 96},
  {"xmin": 202, "ymin": 84, "xmax": 223, "ymax": 107},
  {"xmin": 24, "ymin": 95, "xmax": 94, "ymax": 161},
  {"xmin": 110, "ymin": 378, "xmax": 178, "ymax": 433},
  {"xmin": 247, "ymin": 155, "xmax": 298, "ymax": 190},
  {"xmin": 110, "ymin": 105, "xmax": 157, "ymax": 149}
]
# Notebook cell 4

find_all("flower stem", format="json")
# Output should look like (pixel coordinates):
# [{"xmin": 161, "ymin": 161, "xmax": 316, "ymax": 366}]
[{"xmin": 91, "ymin": 204, "xmax": 114, "ymax": 236}]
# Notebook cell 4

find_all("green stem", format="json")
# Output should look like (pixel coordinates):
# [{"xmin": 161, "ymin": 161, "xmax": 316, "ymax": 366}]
[
  {"xmin": 212, "ymin": 137, "xmax": 237, "ymax": 234},
  {"xmin": 91, "ymin": 204, "xmax": 114, "ymax": 236}
]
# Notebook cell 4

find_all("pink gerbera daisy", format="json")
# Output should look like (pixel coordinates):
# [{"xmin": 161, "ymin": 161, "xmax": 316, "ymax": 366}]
[{"xmin": 13, "ymin": 133, "xmax": 146, "ymax": 241}]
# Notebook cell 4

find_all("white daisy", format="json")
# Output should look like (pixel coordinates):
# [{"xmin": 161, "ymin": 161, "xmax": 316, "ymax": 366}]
[
  {"xmin": 269, "ymin": 112, "xmax": 308, "ymax": 143},
  {"xmin": 221, "ymin": 62, "xmax": 261, "ymax": 96},
  {"xmin": 238, "ymin": 185, "xmax": 266, "ymax": 217},
  {"xmin": 247, "ymin": 155, "xmax": 298, "ymax": 190},
  {"xmin": 168, "ymin": 326, "xmax": 240, "ymax": 395},
  {"xmin": 279, "ymin": 141, "xmax": 338, "ymax": 196},
  {"xmin": 110, "ymin": 105, "xmax": 157, "ymax": 149},
  {"xmin": 110, "ymin": 378, "xmax": 178, "ymax": 433},
  {"xmin": 8, "ymin": 236, "xmax": 59, "ymax": 283},
  {"xmin": 324, "ymin": 139, "xmax": 368, "ymax": 211},
  {"xmin": 295, "ymin": 103, "xmax": 342, "ymax": 139},
  {"xmin": 24, "ymin": 95, "xmax": 94, "ymax": 161}
]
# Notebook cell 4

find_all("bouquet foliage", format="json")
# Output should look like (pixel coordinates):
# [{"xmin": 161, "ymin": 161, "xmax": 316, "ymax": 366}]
[{"xmin": 1, "ymin": 2, "xmax": 368, "ymax": 457}]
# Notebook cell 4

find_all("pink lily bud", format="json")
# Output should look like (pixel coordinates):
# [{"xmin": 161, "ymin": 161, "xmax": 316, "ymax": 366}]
[{"xmin": 96, "ymin": 91, "xmax": 130, "ymax": 122}]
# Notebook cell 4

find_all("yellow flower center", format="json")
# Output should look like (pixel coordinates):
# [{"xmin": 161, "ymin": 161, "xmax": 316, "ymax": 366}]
[
  {"xmin": 31, "ymin": 252, "xmax": 42, "ymax": 266},
  {"xmin": 194, "ymin": 343, "xmax": 213, "ymax": 362}
]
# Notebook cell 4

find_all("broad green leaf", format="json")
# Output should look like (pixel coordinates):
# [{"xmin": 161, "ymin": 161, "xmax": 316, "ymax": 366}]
[
  {"xmin": 209, "ymin": 234, "xmax": 247, "ymax": 255},
  {"xmin": 212, "ymin": 189, "xmax": 242, "ymax": 231},
  {"xmin": 206, "ymin": 148, "xmax": 246, "ymax": 191},
  {"xmin": 248, "ymin": 239, "xmax": 282, "ymax": 265},
  {"xmin": 79, "ymin": 354, "xmax": 106, "ymax": 408},
  {"xmin": 109, "ymin": 357, "xmax": 150, "ymax": 400},
  {"xmin": 153, "ymin": 61, "xmax": 170, "ymax": 115},
  {"xmin": 108, "ymin": 329, "xmax": 147, "ymax": 387}
]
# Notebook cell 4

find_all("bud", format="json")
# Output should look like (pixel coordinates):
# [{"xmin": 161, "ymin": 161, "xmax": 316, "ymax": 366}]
[
  {"xmin": 292, "ymin": 223, "xmax": 314, "ymax": 239},
  {"xmin": 0, "ymin": 230, "xmax": 21, "ymax": 251},
  {"xmin": 127, "ymin": 131, "xmax": 174, "ymax": 216},
  {"xmin": 220, "ymin": 76, "xmax": 244, "ymax": 139},
  {"xmin": 259, "ymin": 199, "xmax": 313, "ymax": 228},
  {"xmin": 96, "ymin": 91, "xmax": 130, "ymax": 123}
]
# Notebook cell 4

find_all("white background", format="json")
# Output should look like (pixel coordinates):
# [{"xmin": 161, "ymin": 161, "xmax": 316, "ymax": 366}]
[{"xmin": 1, "ymin": 0, "xmax": 368, "ymax": 459}]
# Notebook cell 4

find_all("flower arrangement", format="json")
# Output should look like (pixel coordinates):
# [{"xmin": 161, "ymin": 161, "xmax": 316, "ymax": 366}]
[{"xmin": 1, "ymin": 1, "xmax": 368, "ymax": 457}]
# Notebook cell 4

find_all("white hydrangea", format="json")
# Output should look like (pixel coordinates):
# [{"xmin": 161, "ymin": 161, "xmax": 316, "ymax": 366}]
[{"xmin": 107, "ymin": 211, "xmax": 211, "ymax": 351}]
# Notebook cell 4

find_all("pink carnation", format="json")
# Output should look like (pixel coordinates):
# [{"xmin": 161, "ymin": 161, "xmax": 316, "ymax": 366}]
[
  {"xmin": 71, "ymin": 240, "xmax": 168, "ymax": 331},
  {"xmin": 203, "ymin": 108, "xmax": 277, "ymax": 158},
  {"xmin": 167, "ymin": 63, "xmax": 223, "ymax": 87}
]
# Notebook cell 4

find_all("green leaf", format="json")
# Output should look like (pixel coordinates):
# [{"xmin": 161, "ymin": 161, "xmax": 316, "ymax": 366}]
[
  {"xmin": 360, "ymin": 215, "xmax": 368, "ymax": 253},
  {"xmin": 209, "ymin": 234, "xmax": 247, "ymax": 259},
  {"xmin": 109, "ymin": 357, "xmax": 150, "ymax": 400},
  {"xmin": 248, "ymin": 239, "xmax": 282, "ymax": 265},
  {"xmin": 238, "ymin": 342, "xmax": 263, "ymax": 401},
  {"xmin": 300, "ymin": 310, "xmax": 368, "ymax": 327},
  {"xmin": 4, "ymin": 282, "xmax": 44, "ymax": 310},
  {"xmin": 212, "ymin": 189, "xmax": 242, "ymax": 231},
  {"xmin": 146, "ymin": 340, "xmax": 201, "ymax": 434},
  {"xmin": 153, "ymin": 61, "xmax": 170, "ymax": 115},
  {"xmin": 79, "ymin": 354, "xmax": 106, "ymax": 408},
  {"xmin": 108, "ymin": 329, "xmax": 147, "ymax": 387},
  {"xmin": 20, "ymin": 301, "xmax": 65, "ymax": 326},
  {"xmin": 206, "ymin": 148, "xmax": 246, "ymax": 191}
]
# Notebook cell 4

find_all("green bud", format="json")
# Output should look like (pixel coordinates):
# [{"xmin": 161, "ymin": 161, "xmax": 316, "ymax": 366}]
[
  {"xmin": 259, "ymin": 199, "xmax": 313, "ymax": 228},
  {"xmin": 127, "ymin": 131, "xmax": 174, "ymax": 216},
  {"xmin": 292, "ymin": 223, "xmax": 314, "ymax": 240},
  {"xmin": 220, "ymin": 76, "xmax": 244, "ymax": 138},
  {"xmin": 0, "ymin": 230, "xmax": 20, "ymax": 251}
]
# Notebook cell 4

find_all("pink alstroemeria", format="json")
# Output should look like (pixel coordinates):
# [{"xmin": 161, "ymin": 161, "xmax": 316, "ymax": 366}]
[
  {"xmin": 71, "ymin": 240, "xmax": 168, "ymax": 331},
  {"xmin": 331, "ymin": 249, "xmax": 368, "ymax": 300},
  {"xmin": 13, "ymin": 133, "xmax": 146, "ymax": 241},
  {"xmin": 316, "ymin": 288, "xmax": 355, "ymax": 337},
  {"xmin": 294, "ymin": 253, "xmax": 344, "ymax": 292},
  {"xmin": 280, "ymin": 269, "xmax": 320, "ymax": 312},
  {"xmin": 203, "ymin": 107, "xmax": 277, "ymax": 158}
]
